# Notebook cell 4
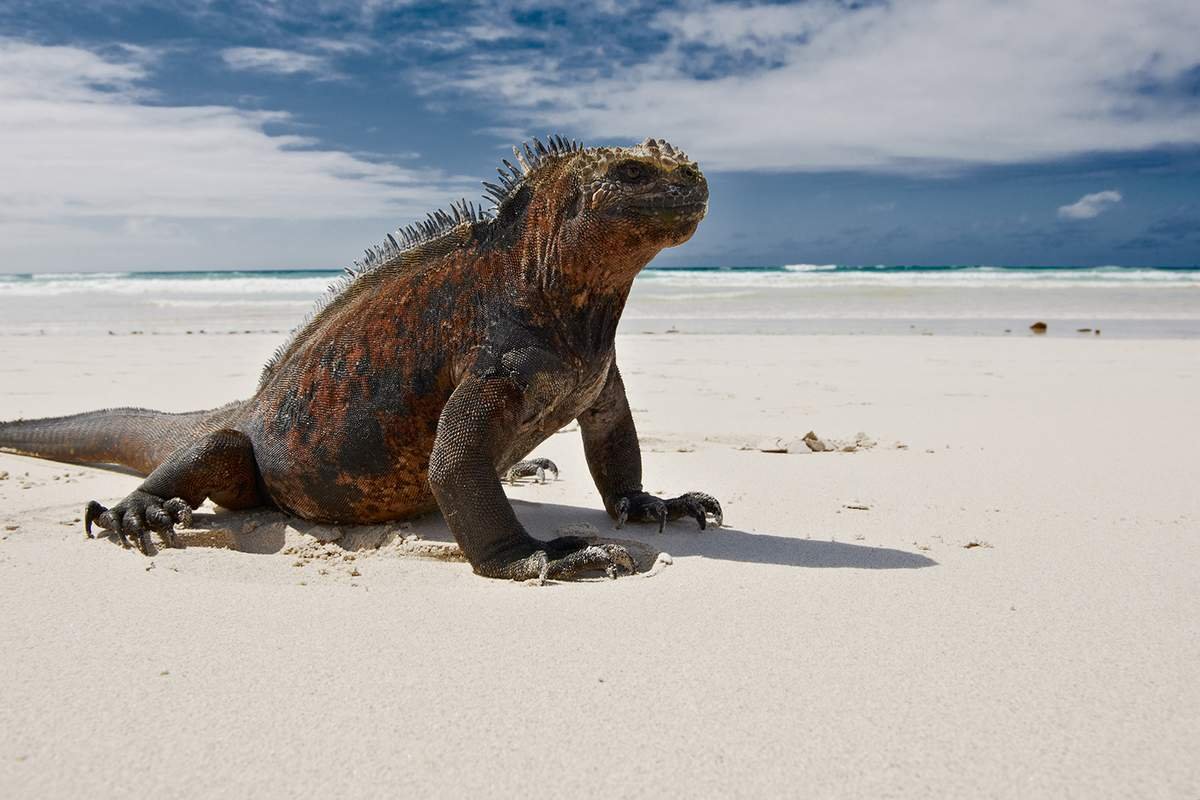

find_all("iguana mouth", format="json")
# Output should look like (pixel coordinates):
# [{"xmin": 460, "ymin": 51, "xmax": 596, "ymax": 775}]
[{"xmin": 627, "ymin": 197, "xmax": 709, "ymax": 216}]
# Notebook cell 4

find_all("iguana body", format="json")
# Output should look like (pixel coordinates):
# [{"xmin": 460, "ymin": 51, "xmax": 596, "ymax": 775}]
[{"xmin": 0, "ymin": 136, "xmax": 720, "ymax": 580}]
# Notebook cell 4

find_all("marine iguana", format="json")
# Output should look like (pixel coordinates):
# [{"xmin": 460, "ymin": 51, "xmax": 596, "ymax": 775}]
[{"xmin": 0, "ymin": 136, "xmax": 721, "ymax": 580}]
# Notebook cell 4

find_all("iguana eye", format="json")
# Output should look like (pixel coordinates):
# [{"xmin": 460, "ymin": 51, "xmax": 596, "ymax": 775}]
[{"xmin": 612, "ymin": 161, "xmax": 651, "ymax": 183}]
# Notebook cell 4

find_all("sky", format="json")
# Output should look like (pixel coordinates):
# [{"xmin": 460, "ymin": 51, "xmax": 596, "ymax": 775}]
[{"xmin": 1, "ymin": 0, "xmax": 1198, "ymax": 272}]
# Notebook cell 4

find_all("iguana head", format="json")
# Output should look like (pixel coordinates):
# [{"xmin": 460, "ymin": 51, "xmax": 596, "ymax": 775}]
[
  {"xmin": 487, "ymin": 136, "xmax": 708, "ymax": 283},
  {"xmin": 564, "ymin": 137, "xmax": 708, "ymax": 249}
]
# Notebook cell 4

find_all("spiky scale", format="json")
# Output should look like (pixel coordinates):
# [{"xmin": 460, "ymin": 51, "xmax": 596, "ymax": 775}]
[
  {"xmin": 512, "ymin": 148, "xmax": 529, "ymax": 173},
  {"xmin": 258, "ymin": 134, "xmax": 602, "ymax": 387}
]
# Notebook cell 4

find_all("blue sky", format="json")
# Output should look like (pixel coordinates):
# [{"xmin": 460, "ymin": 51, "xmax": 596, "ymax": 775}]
[{"xmin": 1, "ymin": 0, "xmax": 1197, "ymax": 271}]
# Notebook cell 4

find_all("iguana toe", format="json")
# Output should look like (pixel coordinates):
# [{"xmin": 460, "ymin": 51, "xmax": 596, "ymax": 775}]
[
  {"xmin": 485, "ymin": 535, "xmax": 635, "ymax": 581},
  {"xmin": 504, "ymin": 457, "xmax": 559, "ymax": 485},
  {"xmin": 668, "ymin": 491, "xmax": 723, "ymax": 528},
  {"xmin": 539, "ymin": 539, "xmax": 636, "ymax": 580},
  {"xmin": 83, "ymin": 490, "xmax": 192, "ymax": 554},
  {"xmin": 615, "ymin": 490, "xmax": 722, "ymax": 532}
]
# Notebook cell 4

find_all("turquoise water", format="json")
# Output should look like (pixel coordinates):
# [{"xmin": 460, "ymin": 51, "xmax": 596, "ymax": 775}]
[
  {"xmin": 2, "ymin": 264, "xmax": 1198, "ymax": 289},
  {"xmin": 0, "ymin": 265, "xmax": 1197, "ymax": 338}
]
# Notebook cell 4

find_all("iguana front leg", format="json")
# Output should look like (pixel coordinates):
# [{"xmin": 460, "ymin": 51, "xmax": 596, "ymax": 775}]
[
  {"xmin": 428, "ymin": 372, "xmax": 635, "ymax": 580},
  {"xmin": 579, "ymin": 362, "xmax": 723, "ymax": 532}
]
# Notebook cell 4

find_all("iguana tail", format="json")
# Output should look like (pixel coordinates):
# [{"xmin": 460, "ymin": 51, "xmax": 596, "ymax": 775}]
[{"xmin": 0, "ymin": 403, "xmax": 244, "ymax": 476}]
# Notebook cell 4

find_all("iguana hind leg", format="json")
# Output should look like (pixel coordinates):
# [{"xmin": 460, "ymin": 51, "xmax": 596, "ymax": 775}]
[{"xmin": 85, "ymin": 429, "xmax": 261, "ymax": 554}]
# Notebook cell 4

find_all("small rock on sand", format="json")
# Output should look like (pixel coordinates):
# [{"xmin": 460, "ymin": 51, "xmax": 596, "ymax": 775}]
[
  {"xmin": 0, "ymin": 471, "xmax": 8, "ymax": 480},
  {"xmin": 751, "ymin": 431, "xmax": 873, "ymax": 454},
  {"xmin": 803, "ymin": 431, "xmax": 829, "ymax": 452},
  {"xmin": 839, "ymin": 432, "xmax": 876, "ymax": 452},
  {"xmin": 1030, "ymin": 321, "xmax": 1048, "ymax": 333}
]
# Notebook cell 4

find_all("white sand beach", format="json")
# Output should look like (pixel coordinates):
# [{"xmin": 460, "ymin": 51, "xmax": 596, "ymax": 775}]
[
  {"xmin": 4, "ymin": 0, "xmax": 1200, "ymax": 793},
  {"xmin": 1, "ymin": 325, "xmax": 1197, "ymax": 797}
]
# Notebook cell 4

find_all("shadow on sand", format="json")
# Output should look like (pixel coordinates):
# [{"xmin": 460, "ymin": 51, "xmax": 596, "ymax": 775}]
[
  {"xmin": 510, "ymin": 499, "xmax": 937, "ymax": 570},
  {"xmin": 174, "ymin": 496, "xmax": 936, "ymax": 572}
]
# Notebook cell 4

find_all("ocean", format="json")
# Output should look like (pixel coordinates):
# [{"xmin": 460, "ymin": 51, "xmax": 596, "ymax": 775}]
[{"xmin": 1, "ymin": 265, "xmax": 1197, "ymax": 338}]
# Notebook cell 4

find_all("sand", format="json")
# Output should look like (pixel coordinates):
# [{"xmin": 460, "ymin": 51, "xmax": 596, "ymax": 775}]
[{"xmin": 1, "ymin": 331, "xmax": 1198, "ymax": 797}]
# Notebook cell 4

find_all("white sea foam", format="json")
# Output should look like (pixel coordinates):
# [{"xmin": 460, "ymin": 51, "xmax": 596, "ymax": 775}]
[
  {"xmin": 1, "ymin": 266, "xmax": 1197, "ymax": 299},
  {"xmin": 0, "ymin": 267, "xmax": 1197, "ymax": 338},
  {"xmin": 0, "ymin": 273, "xmax": 334, "ymax": 298},
  {"xmin": 637, "ymin": 266, "xmax": 1200, "ymax": 290},
  {"xmin": 782, "ymin": 263, "xmax": 838, "ymax": 272}
]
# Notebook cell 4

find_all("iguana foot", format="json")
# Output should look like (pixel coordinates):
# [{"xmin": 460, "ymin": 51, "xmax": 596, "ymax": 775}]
[
  {"xmin": 484, "ymin": 536, "xmax": 636, "ymax": 581},
  {"xmin": 504, "ymin": 457, "xmax": 559, "ymax": 485},
  {"xmin": 615, "ymin": 490, "xmax": 723, "ymax": 532},
  {"xmin": 85, "ymin": 491, "xmax": 192, "ymax": 554}
]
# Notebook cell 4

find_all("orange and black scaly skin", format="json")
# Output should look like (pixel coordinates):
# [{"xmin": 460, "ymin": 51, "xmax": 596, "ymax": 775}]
[{"xmin": 0, "ymin": 137, "xmax": 723, "ymax": 580}]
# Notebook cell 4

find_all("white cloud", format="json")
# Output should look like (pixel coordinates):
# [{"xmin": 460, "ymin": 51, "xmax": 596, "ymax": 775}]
[
  {"xmin": 1058, "ymin": 190, "xmax": 1123, "ymax": 220},
  {"xmin": 432, "ymin": 0, "xmax": 1200, "ymax": 174},
  {"xmin": 0, "ymin": 39, "xmax": 470, "ymax": 270},
  {"xmin": 220, "ymin": 46, "xmax": 334, "ymax": 77},
  {"xmin": 0, "ymin": 40, "xmax": 468, "ymax": 222}
]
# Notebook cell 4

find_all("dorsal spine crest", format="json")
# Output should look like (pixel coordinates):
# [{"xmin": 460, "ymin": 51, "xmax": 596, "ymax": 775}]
[{"xmin": 258, "ymin": 135, "xmax": 585, "ymax": 386}]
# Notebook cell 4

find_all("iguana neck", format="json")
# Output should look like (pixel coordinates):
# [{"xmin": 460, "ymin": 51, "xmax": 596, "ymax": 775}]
[{"xmin": 531, "ymin": 249, "xmax": 642, "ymax": 360}]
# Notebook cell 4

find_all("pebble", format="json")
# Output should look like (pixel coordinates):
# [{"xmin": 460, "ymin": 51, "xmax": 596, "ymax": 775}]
[{"xmin": 802, "ymin": 431, "xmax": 830, "ymax": 452}]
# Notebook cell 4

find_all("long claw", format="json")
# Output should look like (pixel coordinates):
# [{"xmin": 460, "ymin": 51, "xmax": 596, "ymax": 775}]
[
  {"xmin": 614, "ymin": 490, "xmax": 724, "ymax": 532},
  {"xmin": 164, "ymin": 498, "xmax": 191, "ymax": 528},
  {"xmin": 108, "ymin": 510, "xmax": 130, "ymax": 549},
  {"xmin": 123, "ymin": 509, "xmax": 151, "ymax": 555},
  {"xmin": 145, "ymin": 505, "xmax": 173, "ymax": 533},
  {"xmin": 145, "ymin": 506, "xmax": 183, "ymax": 548},
  {"xmin": 504, "ymin": 458, "xmax": 559, "ymax": 485},
  {"xmin": 84, "ymin": 491, "xmax": 191, "ymax": 553},
  {"xmin": 544, "ymin": 543, "xmax": 635, "ymax": 580},
  {"xmin": 84, "ymin": 501, "xmax": 107, "ymax": 538},
  {"xmin": 695, "ymin": 492, "xmax": 723, "ymax": 527}
]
